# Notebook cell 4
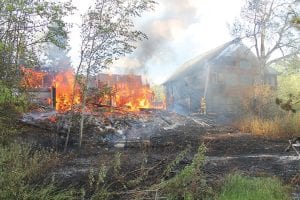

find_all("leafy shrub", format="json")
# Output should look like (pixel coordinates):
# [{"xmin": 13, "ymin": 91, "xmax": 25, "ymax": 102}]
[
  {"xmin": 237, "ymin": 85, "xmax": 283, "ymax": 118},
  {"xmin": 277, "ymin": 74, "xmax": 300, "ymax": 111},
  {"xmin": 0, "ymin": 82, "xmax": 30, "ymax": 142},
  {"xmin": 0, "ymin": 143, "xmax": 78, "ymax": 199},
  {"xmin": 0, "ymin": 81, "xmax": 29, "ymax": 113},
  {"xmin": 217, "ymin": 173, "xmax": 291, "ymax": 200},
  {"xmin": 158, "ymin": 144, "xmax": 213, "ymax": 200}
]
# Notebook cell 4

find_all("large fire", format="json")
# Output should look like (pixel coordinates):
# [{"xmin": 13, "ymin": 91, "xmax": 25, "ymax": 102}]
[
  {"xmin": 21, "ymin": 66, "xmax": 46, "ymax": 88},
  {"xmin": 113, "ymin": 81, "xmax": 153, "ymax": 111},
  {"xmin": 21, "ymin": 67, "xmax": 165, "ymax": 112},
  {"xmin": 53, "ymin": 69, "xmax": 81, "ymax": 112},
  {"xmin": 91, "ymin": 73, "xmax": 158, "ymax": 111}
]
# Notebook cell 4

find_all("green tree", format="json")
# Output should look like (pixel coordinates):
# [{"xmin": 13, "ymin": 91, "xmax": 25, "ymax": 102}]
[
  {"xmin": 0, "ymin": 0, "xmax": 74, "ymax": 87},
  {"xmin": 275, "ymin": 56, "xmax": 300, "ymax": 74},
  {"xmin": 275, "ymin": 57, "xmax": 300, "ymax": 112},
  {"xmin": 66, "ymin": 0, "xmax": 156, "ymax": 148}
]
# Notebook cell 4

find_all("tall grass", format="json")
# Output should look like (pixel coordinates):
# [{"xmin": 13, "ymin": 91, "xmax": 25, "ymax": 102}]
[
  {"xmin": 0, "ymin": 143, "xmax": 78, "ymax": 199},
  {"xmin": 216, "ymin": 173, "xmax": 291, "ymax": 200},
  {"xmin": 235, "ymin": 114, "xmax": 300, "ymax": 137}
]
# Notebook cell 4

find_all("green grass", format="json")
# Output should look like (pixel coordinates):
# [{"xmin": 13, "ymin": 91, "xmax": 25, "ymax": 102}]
[{"xmin": 216, "ymin": 174, "xmax": 291, "ymax": 200}]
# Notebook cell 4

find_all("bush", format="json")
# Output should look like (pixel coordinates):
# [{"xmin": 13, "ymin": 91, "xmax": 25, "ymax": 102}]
[
  {"xmin": 0, "ymin": 81, "xmax": 29, "ymax": 113},
  {"xmin": 0, "ymin": 82, "xmax": 31, "ymax": 142},
  {"xmin": 216, "ymin": 173, "xmax": 291, "ymax": 200},
  {"xmin": 0, "ymin": 143, "xmax": 78, "ymax": 199},
  {"xmin": 236, "ymin": 85, "xmax": 282, "ymax": 118}
]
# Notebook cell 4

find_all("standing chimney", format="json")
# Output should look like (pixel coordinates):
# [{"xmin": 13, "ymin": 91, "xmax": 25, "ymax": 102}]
[{"xmin": 52, "ymin": 86, "xmax": 56, "ymax": 109}]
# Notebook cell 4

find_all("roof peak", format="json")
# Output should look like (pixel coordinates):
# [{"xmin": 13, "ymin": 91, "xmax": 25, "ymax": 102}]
[{"xmin": 164, "ymin": 39, "xmax": 251, "ymax": 84}]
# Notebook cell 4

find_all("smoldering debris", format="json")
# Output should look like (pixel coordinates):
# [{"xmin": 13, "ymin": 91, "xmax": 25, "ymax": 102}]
[{"xmin": 20, "ymin": 109, "xmax": 218, "ymax": 148}]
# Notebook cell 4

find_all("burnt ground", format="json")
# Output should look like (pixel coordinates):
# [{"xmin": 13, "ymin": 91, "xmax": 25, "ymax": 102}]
[{"xmin": 17, "ymin": 111, "xmax": 300, "ymax": 199}]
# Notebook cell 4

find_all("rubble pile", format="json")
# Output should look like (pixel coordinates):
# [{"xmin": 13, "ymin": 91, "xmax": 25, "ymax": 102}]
[{"xmin": 21, "ymin": 109, "xmax": 215, "ymax": 147}]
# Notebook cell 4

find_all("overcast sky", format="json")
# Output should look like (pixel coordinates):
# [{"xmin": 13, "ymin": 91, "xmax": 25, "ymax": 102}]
[{"xmin": 67, "ymin": 0, "xmax": 244, "ymax": 84}]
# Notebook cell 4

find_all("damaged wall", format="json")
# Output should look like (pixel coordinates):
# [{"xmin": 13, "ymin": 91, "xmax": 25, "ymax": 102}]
[{"xmin": 164, "ymin": 40, "xmax": 277, "ymax": 115}]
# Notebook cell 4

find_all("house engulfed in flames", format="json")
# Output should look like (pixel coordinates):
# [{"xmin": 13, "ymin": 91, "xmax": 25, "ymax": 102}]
[
  {"xmin": 163, "ymin": 40, "xmax": 277, "ymax": 114},
  {"xmin": 88, "ymin": 73, "xmax": 155, "ymax": 111},
  {"xmin": 22, "ymin": 68, "xmax": 159, "ymax": 112}
]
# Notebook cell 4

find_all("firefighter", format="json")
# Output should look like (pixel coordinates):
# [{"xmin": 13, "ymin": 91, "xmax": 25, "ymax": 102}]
[{"xmin": 201, "ymin": 97, "xmax": 206, "ymax": 115}]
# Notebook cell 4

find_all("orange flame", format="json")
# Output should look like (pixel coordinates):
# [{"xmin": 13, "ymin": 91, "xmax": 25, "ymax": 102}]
[
  {"xmin": 113, "ymin": 83, "xmax": 154, "ymax": 111},
  {"xmin": 21, "ymin": 66, "xmax": 46, "ymax": 88},
  {"xmin": 53, "ymin": 69, "xmax": 81, "ymax": 112},
  {"xmin": 21, "ymin": 66, "xmax": 165, "ymax": 112}
]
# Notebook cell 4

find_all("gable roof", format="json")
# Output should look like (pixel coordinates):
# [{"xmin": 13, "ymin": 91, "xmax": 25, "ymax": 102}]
[{"xmin": 164, "ymin": 39, "xmax": 256, "ymax": 84}]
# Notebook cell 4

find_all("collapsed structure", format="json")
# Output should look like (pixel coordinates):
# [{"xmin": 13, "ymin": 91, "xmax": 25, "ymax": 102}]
[
  {"xmin": 88, "ymin": 73, "xmax": 155, "ymax": 110},
  {"xmin": 22, "ymin": 68, "xmax": 158, "ymax": 112},
  {"xmin": 163, "ymin": 40, "xmax": 277, "ymax": 114}
]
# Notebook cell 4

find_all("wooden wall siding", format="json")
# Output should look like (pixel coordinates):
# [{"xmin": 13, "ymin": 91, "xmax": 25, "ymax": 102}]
[{"xmin": 164, "ymin": 40, "xmax": 277, "ymax": 114}]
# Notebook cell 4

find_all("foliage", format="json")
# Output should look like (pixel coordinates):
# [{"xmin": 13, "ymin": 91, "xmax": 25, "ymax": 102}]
[
  {"xmin": 235, "ymin": 114, "xmax": 300, "ymax": 137},
  {"xmin": 0, "ymin": 118, "xmax": 18, "ymax": 144},
  {"xmin": 84, "ymin": 152, "xmax": 131, "ymax": 199},
  {"xmin": 274, "ymin": 56, "xmax": 300, "ymax": 75},
  {"xmin": 230, "ymin": 0, "xmax": 300, "ymax": 80},
  {"xmin": 237, "ymin": 85, "xmax": 283, "ymax": 118},
  {"xmin": 216, "ymin": 173, "xmax": 291, "ymax": 200},
  {"xmin": 77, "ymin": 0, "xmax": 156, "ymax": 76},
  {"xmin": 278, "ymin": 75, "xmax": 300, "ymax": 99},
  {"xmin": 0, "ymin": 81, "xmax": 30, "ymax": 142},
  {"xmin": 275, "ymin": 61, "xmax": 300, "ymax": 112},
  {"xmin": 84, "ymin": 152, "xmax": 125, "ymax": 199},
  {"xmin": 0, "ymin": 81, "xmax": 29, "ymax": 112},
  {"xmin": 158, "ymin": 144, "xmax": 213, "ymax": 200},
  {"xmin": 275, "ymin": 94, "xmax": 298, "ymax": 113},
  {"xmin": 0, "ymin": 0, "xmax": 74, "ymax": 86},
  {"xmin": 87, "ymin": 165, "xmax": 110, "ymax": 200},
  {"xmin": 113, "ymin": 152, "xmax": 122, "ymax": 175},
  {"xmin": 162, "ymin": 145, "xmax": 191, "ymax": 179},
  {"xmin": 235, "ymin": 71, "xmax": 300, "ymax": 137},
  {"xmin": 0, "ymin": 143, "xmax": 78, "ymax": 200},
  {"xmin": 75, "ymin": 0, "xmax": 156, "ymax": 147}
]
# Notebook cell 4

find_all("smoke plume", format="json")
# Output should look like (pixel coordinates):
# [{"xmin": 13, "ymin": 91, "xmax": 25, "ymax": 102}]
[{"xmin": 120, "ymin": 0, "xmax": 199, "ymax": 74}]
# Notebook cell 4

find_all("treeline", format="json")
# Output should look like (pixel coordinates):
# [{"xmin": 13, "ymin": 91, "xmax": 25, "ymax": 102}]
[{"xmin": 0, "ymin": 0, "xmax": 74, "ymax": 87}]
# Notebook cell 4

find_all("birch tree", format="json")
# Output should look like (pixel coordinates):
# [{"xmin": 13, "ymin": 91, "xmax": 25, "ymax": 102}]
[{"xmin": 74, "ymin": 0, "xmax": 156, "ymax": 147}]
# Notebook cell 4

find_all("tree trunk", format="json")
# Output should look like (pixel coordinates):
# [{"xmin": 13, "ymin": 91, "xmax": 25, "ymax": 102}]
[
  {"xmin": 63, "ymin": 48, "xmax": 84, "ymax": 152},
  {"xmin": 79, "ymin": 70, "xmax": 90, "ymax": 147}
]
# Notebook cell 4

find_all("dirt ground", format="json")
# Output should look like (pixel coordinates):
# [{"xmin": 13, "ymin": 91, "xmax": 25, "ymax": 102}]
[{"xmin": 18, "ymin": 111, "xmax": 300, "ymax": 199}]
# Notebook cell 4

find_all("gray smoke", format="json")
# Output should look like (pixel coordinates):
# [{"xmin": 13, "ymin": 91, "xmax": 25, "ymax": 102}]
[{"xmin": 127, "ymin": 0, "xmax": 199, "ymax": 73}]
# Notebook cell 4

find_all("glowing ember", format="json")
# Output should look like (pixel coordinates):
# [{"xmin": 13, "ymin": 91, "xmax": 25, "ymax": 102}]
[
  {"xmin": 53, "ymin": 69, "xmax": 81, "ymax": 112},
  {"xmin": 21, "ymin": 66, "xmax": 46, "ymax": 88}
]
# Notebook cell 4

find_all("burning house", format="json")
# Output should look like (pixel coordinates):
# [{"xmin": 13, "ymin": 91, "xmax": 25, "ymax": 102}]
[
  {"xmin": 163, "ymin": 40, "xmax": 277, "ymax": 114},
  {"xmin": 21, "ymin": 67, "xmax": 80, "ymax": 112},
  {"xmin": 22, "ymin": 67, "xmax": 157, "ymax": 112},
  {"xmin": 88, "ymin": 73, "xmax": 155, "ymax": 111}
]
